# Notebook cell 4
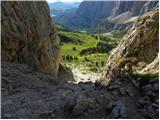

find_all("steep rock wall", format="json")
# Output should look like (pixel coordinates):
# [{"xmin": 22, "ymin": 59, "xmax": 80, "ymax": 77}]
[
  {"xmin": 98, "ymin": 7, "xmax": 159, "ymax": 86},
  {"xmin": 111, "ymin": 1, "xmax": 147, "ymax": 17},
  {"xmin": 1, "ymin": 1, "xmax": 61, "ymax": 80}
]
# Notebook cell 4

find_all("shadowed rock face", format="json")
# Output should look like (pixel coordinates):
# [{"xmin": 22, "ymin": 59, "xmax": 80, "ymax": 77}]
[
  {"xmin": 77, "ymin": 1, "xmax": 115, "ymax": 20},
  {"xmin": 98, "ymin": 7, "xmax": 159, "ymax": 86},
  {"xmin": 1, "ymin": 1, "xmax": 61, "ymax": 80}
]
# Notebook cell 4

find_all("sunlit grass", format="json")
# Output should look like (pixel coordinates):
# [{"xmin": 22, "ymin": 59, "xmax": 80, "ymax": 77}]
[
  {"xmin": 60, "ymin": 31, "xmax": 100, "ymax": 56},
  {"xmin": 59, "ymin": 27, "xmax": 122, "ymax": 72},
  {"xmin": 63, "ymin": 53, "xmax": 108, "ymax": 72}
]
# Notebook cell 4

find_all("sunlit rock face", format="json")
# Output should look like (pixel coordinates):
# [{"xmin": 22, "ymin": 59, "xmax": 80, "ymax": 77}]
[
  {"xmin": 98, "ymin": 7, "xmax": 159, "ymax": 86},
  {"xmin": 1, "ymin": 1, "xmax": 61, "ymax": 80}
]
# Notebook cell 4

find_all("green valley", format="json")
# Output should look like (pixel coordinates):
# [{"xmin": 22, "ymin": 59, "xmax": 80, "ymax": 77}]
[{"xmin": 55, "ymin": 24, "xmax": 122, "ymax": 73}]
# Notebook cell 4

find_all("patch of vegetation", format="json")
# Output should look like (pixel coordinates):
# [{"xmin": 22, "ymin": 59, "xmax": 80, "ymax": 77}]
[
  {"xmin": 55, "ymin": 23, "xmax": 122, "ymax": 73},
  {"xmin": 80, "ymin": 41, "xmax": 116, "ymax": 56},
  {"xmin": 54, "ymin": 23, "xmax": 71, "ymax": 32},
  {"xmin": 62, "ymin": 53, "xmax": 107, "ymax": 72},
  {"xmin": 112, "ymin": 31, "xmax": 126, "ymax": 38},
  {"xmin": 60, "ymin": 32, "xmax": 99, "ymax": 56},
  {"xmin": 113, "ymin": 54, "xmax": 123, "ymax": 64},
  {"xmin": 130, "ymin": 72, "xmax": 159, "ymax": 86},
  {"xmin": 99, "ymin": 33, "xmax": 121, "ymax": 44},
  {"xmin": 130, "ymin": 72, "xmax": 159, "ymax": 80},
  {"xmin": 90, "ymin": 67, "xmax": 98, "ymax": 72},
  {"xmin": 59, "ymin": 31, "xmax": 84, "ymax": 44},
  {"xmin": 99, "ymin": 35, "xmax": 111, "ymax": 41}
]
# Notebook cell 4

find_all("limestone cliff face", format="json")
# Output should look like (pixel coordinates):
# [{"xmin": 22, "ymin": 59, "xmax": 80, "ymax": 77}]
[
  {"xmin": 56, "ymin": 1, "xmax": 158, "ymax": 31},
  {"xmin": 62, "ymin": 1, "xmax": 115, "ymax": 29},
  {"xmin": 107, "ymin": 1, "xmax": 158, "ymax": 32},
  {"xmin": 77, "ymin": 1, "xmax": 115, "ymax": 20},
  {"xmin": 98, "ymin": 7, "xmax": 159, "ymax": 86},
  {"xmin": 1, "ymin": 1, "xmax": 61, "ymax": 80},
  {"xmin": 140, "ymin": 1, "xmax": 159, "ymax": 15},
  {"xmin": 111, "ymin": 1, "xmax": 147, "ymax": 17},
  {"xmin": 69, "ymin": 1, "xmax": 115, "ymax": 29}
]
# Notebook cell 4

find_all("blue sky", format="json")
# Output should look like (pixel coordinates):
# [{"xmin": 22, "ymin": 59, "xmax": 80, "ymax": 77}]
[
  {"xmin": 47, "ymin": 0, "xmax": 160, "ymax": 2},
  {"xmin": 47, "ymin": 0, "xmax": 83, "ymax": 3}
]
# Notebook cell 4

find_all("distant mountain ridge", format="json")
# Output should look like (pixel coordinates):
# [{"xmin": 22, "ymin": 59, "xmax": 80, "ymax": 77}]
[
  {"xmin": 53, "ymin": 1, "xmax": 158, "ymax": 32},
  {"xmin": 49, "ymin": 1, "xmax": 80, "ymax": 17}
]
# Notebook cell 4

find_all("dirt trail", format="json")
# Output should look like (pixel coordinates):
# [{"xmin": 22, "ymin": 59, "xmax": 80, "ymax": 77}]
[
  {"xmin": 66, "ymin": 64, "xmax": 102, "ymax": 83},
  {"xmin": 72, "ymin": 67, "xmax": 101, "ymax": 83}
]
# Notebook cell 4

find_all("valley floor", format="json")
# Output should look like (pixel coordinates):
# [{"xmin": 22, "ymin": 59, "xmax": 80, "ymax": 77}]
[
  {"xmin": 1, "ymin": 61, "xmax": 159, "ymax": 119},
  {"xmin": 65, "ymin": 64, "xmax": 102, "ymax": 83}
]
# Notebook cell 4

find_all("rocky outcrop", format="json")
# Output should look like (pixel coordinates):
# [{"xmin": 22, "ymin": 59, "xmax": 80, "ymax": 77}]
[
  {"xmin": 98, "ymin": 7, "xmax": 159, "ymax": 86},
  {"xmin": 1, "ymin": 1, "xmax": 61, "ymax": 80}
]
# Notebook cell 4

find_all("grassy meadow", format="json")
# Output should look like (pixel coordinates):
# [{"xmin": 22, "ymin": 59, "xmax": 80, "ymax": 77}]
[{"xmin": 55, "ymin": 24, "xmax": 122, "ymax": 72}]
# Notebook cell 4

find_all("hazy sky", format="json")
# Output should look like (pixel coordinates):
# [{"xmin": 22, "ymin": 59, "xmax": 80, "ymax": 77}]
[
  {"xmin": 47, "ymin": 0, "xmax": 83, "ymax": 3},
  {"xmin": 47, "ymin": 0, "xmax": 157, "ymax": 3}
]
